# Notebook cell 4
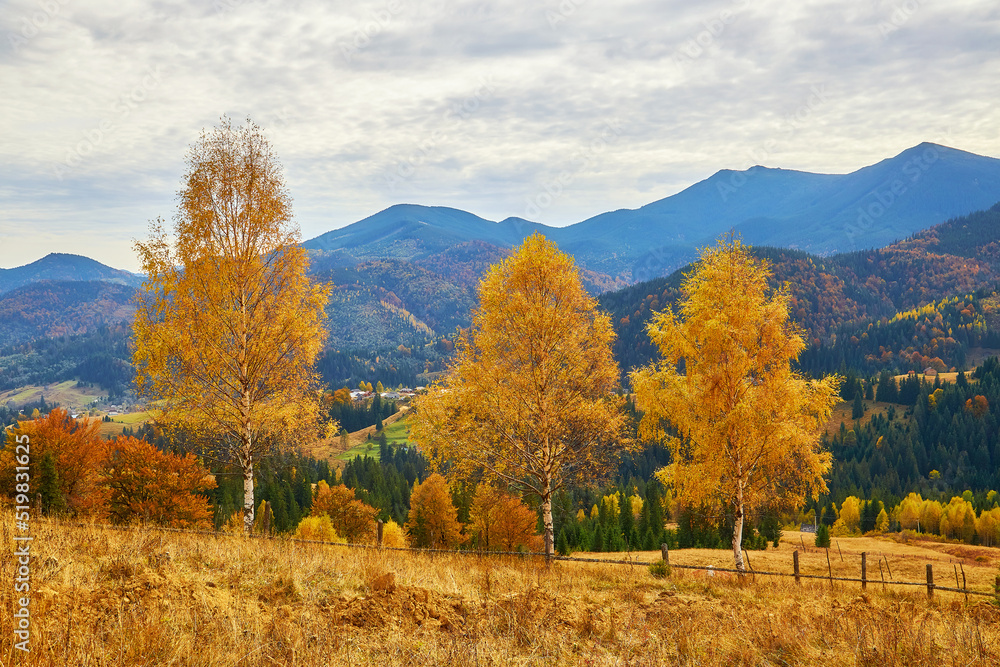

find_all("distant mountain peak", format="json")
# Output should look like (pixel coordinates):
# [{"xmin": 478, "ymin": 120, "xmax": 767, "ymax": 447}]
[
  {"xmin": 0, "ymin": 253, "xmax": 142, "ymax": 295},
  {"xmin": 306, "ymin": 142, "xmax": 1000, "ymax": 282}
]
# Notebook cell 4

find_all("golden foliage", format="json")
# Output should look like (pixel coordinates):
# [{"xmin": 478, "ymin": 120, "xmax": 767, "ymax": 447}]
[
  {"xmin": 895, "ymin": 492, "xmax": 924, "ymax": 530},
  {"xmin": 310, "ymin": 480, "xmax": 379, "ymax": 543},
  {"xmin": 832, "ymin": 496, "xmax": 863, "ymax": 536},
  {"xmin": 976, "ymin": 507, "xmax": 1000, "ymax": 546},
  {"xmin": 405, "ymin": 473, "xmax": 462, "ymax": 549},
  {"xmin": 295, "ymin": 514, "xmax": 346, "ymax": 543},
  {"xmin": 631, "ymin": 237, "xmax": 840, "ymax": 570},
  {"xmin": 875, "ymin": 508, "xmax": 890, "ymax": 533},
  {"xmin": 412, "ymin": 233, "xmax": 629, "ymax": 556},
  {"xmin": 939, "ymin": 496, "xmax": 977, "ymax": 542},
  {"xmin": 380, "ymin": 519, "xmax": 408, "ymax": 548},
  {"xmin": 132, "ymin": 118, "xmax": 330, "ymax": 533}
]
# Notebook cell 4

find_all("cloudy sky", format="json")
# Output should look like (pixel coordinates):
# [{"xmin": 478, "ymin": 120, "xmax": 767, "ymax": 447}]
[{"xmin": 2, "ymin": 0, "xmax": 998, "ymax": 271}]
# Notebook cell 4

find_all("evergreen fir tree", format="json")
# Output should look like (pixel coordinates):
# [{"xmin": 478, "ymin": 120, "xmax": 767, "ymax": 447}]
[
  {"xmin": 619, "ymin": 494, "xmax": 635, "ymax": 542},
  {"xmin": 591, "ymin": 524, "xmax": 604, "ymax": 552},
  {"xmin": 284, "ymin": 482, "xmax": 300, "ymax": 528},
  {"xmin": 638, "ymin": 491, "xmax": 651, "ymax": 534},
  {"xmin": 628, "ymin": 526, "xmax": 641, "ymax": 551},
  {"xmin": 556, "ymin": 528, "xmax": 570, "ymax": 556},
  {"xmin": 852, "ymin": 392, "xmax": 864, "ymax": 419},
  {"xmin": 822, "ymin": 501, "xmax": 837, "ymax": 526},
  {"xmin": 815, "ymin": 523, "xmax": 831, "ymax": 548},
  {"xmin": 646, "ymin": 483, "xmax": 664, "ymax": 536},
  {"xmin": 642, "ymin": 526, "xmax": 656, "ymax": 551},
  {"xmin": 38, "ymin": 450, "xmax": 64, "ymax": 514},
  {"xmin": 606, "ymin": 524, "xmax": 623, "ymax": 552},
  {"xmin": 270, "ymin": 487, "xmax": 288, "ymax": 532}
]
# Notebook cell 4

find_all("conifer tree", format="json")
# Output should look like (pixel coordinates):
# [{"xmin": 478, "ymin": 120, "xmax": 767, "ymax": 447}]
[{"xmin": 556, "ymin": 528, "xmax": 570, "ymax": 556}]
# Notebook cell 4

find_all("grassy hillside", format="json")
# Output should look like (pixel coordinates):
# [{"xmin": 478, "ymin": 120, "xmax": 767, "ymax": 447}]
[
  {"xmin": 0, "ymin": 379, "xmax": 103, "ymax": 413},
  {"xmin": 600, "ymin": 204, "xmax": 1000, "ymax": 379},
  {"xmin": 2, "ymin": 512, "xmax": 997, "ymax": 665}
]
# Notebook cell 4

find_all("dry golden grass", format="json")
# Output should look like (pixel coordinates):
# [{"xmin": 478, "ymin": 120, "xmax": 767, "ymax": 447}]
[
  {"xmin": 2, "ymin": 512, "xmax": 998, "ymax": 666},
  {"xmin": 824, "ymin": 400, "xmax": 908, "ymax": 434}
]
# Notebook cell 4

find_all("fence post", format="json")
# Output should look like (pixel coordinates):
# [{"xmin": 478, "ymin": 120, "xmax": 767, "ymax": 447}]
[
  {"xmin": 660, "ymin": 543, "xmax": 670, "ymax": 570},
  {"xmin": 377, "ymin": 519, "xmax": 384, "ymax": 547},
  {"xmin": 861, "ymin": 552, "xmax": 867, "ymax": 590},
  {"xmin": 926, "ymin": 564, "xmax": 934, "ymax": 599},
  {"xmin": 825, "ymin": 548, "xmax": 833, "ymax": 587},
  {"xmin": 793, "ymin": 550, "xmax": 800, "ymax": 585}
]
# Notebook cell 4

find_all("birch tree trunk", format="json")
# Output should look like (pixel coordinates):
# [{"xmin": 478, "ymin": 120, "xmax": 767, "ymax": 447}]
[
  {"xmin": 732, "ymin": 486, "xmax": 745, "ymax": 572},
  {"xmin": 242, "ymin": 444, "xmax": 255, "ymax": 534},
  {"xmin": 542, "ymin": 479, "xmax": 554, "ymax": 558}
]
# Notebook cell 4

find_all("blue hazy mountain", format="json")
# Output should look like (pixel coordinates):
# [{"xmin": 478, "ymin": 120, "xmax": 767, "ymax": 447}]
[
  {"xmin": 0, "ymin": 253, "xmax": 143, "ymax": 295},
  {"xmin": 302, "ymin": 204, "xmax": 550, "ymax": 259},
  {"xmin": 304, "ymin": 143, "xmax": 1000, "ymax": 281}
]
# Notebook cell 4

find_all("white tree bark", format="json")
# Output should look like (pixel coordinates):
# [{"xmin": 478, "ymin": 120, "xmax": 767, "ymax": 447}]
[
  {"xmin": 732, "ymin": 485, "xmax": 746, "ymax": 572},
  {"xmin": 542, "ymin": 477, "xmax": 554, "ymax": 558},
  {"xmin": 242, "ymin": 445, "xmax": 254, "ymax": 534}
]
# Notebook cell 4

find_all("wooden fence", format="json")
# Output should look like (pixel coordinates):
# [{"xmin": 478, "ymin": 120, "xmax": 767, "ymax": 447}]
[{"xmin": 45, "ymin": 518, "xmax": 1000, "ymax": 602}]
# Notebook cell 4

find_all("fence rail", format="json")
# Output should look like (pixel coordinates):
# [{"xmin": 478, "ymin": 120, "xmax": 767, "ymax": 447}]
[{"xmin": 32, "ymin": 517, "xmax": 1000, "ymax": 601}]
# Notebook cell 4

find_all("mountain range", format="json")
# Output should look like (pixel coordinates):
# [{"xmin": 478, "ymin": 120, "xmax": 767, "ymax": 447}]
[
  {"xmin": 304, "ymin": 142, "xmax": 1000, "ymax": 282},
  {"xmin": 3, "ymin": 141, "xmax": 1000, "ymax": 394}
]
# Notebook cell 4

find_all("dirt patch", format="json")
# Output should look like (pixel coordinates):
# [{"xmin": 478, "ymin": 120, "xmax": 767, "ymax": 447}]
[
  {"xmin": 938, "ymin": 544, "xmax": 1000, "ymax": 565},
  {"xmin": 331, "ymin": 585, "xmax": 467, "ymax": 632}
]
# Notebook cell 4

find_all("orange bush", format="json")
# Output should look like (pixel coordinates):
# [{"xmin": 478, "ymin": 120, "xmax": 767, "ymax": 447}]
[
  {"xmin": 310, "ymin": 481, "xmax": 379, "ymax": 543},
  {"xmin": 469, "ymin": 485, "xmax": 539, "ymax": 551},
  {"xmin": 0, "ymin": 408, "xmax": 108, "ymax": 516},
  {"xmin": 102, "ymin": 436, "xmax": 216, "ymax": 528}
]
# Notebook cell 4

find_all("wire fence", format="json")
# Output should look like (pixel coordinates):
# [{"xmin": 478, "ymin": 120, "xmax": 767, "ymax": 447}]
[{"xmin": 34, "ymin": 517, "xmax": 1000, "ymax": 601}]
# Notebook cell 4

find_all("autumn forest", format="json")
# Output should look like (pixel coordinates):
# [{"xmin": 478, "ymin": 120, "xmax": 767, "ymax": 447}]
[{"xmin": 4, "ymin": 124, "xmax": 1000, "ymax": 570}]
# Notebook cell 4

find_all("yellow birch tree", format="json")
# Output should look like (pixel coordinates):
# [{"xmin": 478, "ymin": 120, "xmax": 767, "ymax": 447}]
[
  {"xmin": 133, "ymin": 117, "xmax": 331, "ymax": 533},
  {"xmin": 631, "ymin": 237, "xmax": 839, "ymax": 571},
  {"xmin": 412, "ymin": 233, "xmax": 629, "ymax": 557}
]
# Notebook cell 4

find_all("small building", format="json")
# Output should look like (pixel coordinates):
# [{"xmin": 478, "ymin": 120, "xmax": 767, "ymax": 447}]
[{"xmin": 923, "ymin": 367, "xmax": 938, "ymax": 378}]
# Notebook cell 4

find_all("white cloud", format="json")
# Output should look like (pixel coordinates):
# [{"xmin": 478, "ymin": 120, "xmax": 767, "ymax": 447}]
[{"xmin": 1, "ymin": 0, "xmax": 998, "ymax": 270}]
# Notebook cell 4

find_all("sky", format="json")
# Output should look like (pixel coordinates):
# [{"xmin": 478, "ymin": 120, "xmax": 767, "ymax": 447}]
[{"xmin": 2, "ymin": 0, "xmax": 999, "ymax": 272}]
